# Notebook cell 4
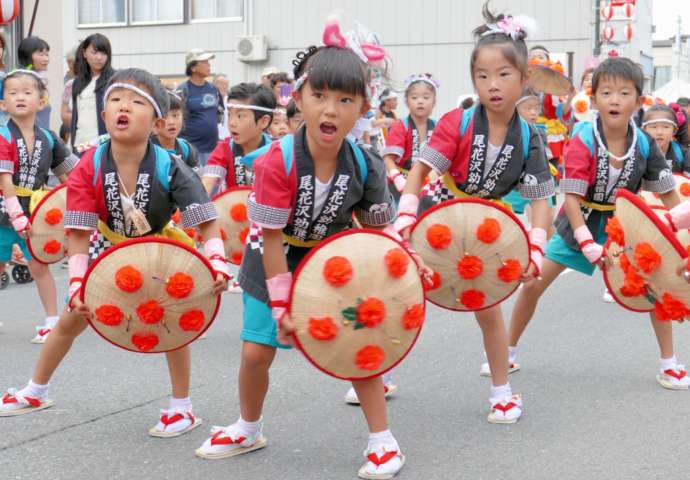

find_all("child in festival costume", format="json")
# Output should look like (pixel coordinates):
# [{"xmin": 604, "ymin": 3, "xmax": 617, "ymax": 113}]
[
  {"xmin": 152, "ymin": 89, "xmax": 200, "ymax": 174},
  {"xmin": 286, "ymin": 98, "xmax": 303, "ymax": 133},
  {"xmin": 382, "ymin": 73, "xmax": 438, "ymax": 198},
  {"xmin": 0, "ymin": 69, "xmax": 231, "ymax": 433},
  {"xmin": 394, "ymin": 4, "xmax": 555, "ymax": 423},
  {"xmin": 201, "ymin": 82, "xmax": 275, "ymax": 195},
  {"xmin": 641, "ymin": 104, "xmax": 690, "ymax": 175},
  {"xmin": 0, "ymin": 69, "xmax": 78, "ymax": 344},
  {"xmin": 507, "ymin": 58, "xmax": 689, "ymax": 390},
  {"xmin": 196, "ymin": 18, "xmax": 417, "ymax": 479},
  {"xmin": 268, "ymin": 106, "xmax": 289, "ymax": 140}
]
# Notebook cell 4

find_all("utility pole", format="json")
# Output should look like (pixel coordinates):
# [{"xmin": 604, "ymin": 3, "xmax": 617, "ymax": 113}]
[{"xmin": 594, "ymin": 0, "xmax": 602, "ymax": 56}]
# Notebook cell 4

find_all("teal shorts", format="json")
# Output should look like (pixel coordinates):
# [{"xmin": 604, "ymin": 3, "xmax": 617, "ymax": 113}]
[
  {"xmin": 545, "ymin": 228, "xmax": 608, "ymax": 276},
  {"xmin": 503, "ymin": 190, "xmax": 557, "ymax": 215},
  {"xmin": 241, "ymin": 291, "xmax": 291, "ymax": 349},
  {"xmin": 0, "ymin": 225, "xmax": 31, "ymax": 263}
]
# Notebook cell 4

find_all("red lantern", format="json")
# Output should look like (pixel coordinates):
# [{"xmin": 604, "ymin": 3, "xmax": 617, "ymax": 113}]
[
  {"xmin": 600, "ymin": 5, "xmax": 614, "ymax": 21},
  {"xmin": 602, "ymin": 25, "xmax": 615, "ymax": 42},
  {"xmin": 0, "ymin": 0, "xmax": 20, "ymax": 25},
  {"xmin": 624, "ymin": 24, "xmax": 633, "ymax": 41}
]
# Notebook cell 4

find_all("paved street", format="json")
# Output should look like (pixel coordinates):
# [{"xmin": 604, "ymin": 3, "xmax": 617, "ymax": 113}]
[{"xmin": 2, "ymin": 262, "xmax": 690, "ymax": 480}]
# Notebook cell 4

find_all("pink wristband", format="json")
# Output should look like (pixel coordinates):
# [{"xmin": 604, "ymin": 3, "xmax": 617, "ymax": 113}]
[
  {"xmin": 398, "ymin": 193, "xmax": 419, "ymax": 216},
  {"xmin": 204, "ymin": 237, "xmax": 231, "ymax": 279},
  {"xmin": 573, "ymin": 225, "xmax": 594, "ymax": 245},
  {"xmin": 68, "ymin": 253, "xmax": 89, "ymax": 299}
]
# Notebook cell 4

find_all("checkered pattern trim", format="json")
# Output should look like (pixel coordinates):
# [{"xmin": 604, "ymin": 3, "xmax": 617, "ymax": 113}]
[
  {"xmin": 559, "ymin": 178, "xmax": 589, "ymax": 196},
  {"xmin": 381, "ymin": 145, "xmax": 404, "ymax": 158},
  {"xmin": 424, "ymin": 178, "xmax": 455, "ymax": 205},
  {"xmin": 88, "ymin": 230, "xmax": 112, "ymax": 262},
  {"xmin": 202, "ymin": 165, "xmax": 227, "ymax": 179},
  {"xmin": 64, "ymin": 211, "xmax": 99, "ymax": 230},
  {"xmin": 418, "ymin": 145, "xmax": 451, "ymax": 174},
  {"xmin": 518, "ymin": 179, "xmax": 556, "ymax": 200},
  {"xmin": 247, "ymin": 196, "xmax": 290, "ymax": 229},
  {"xmin": 355, "ymin": 203, "xmax": 396, "ymax": 226},
  {"xmin": 52, "ymin": 154, "xmax": 79, "ymax": 177},
  {"xmin": 180, "ymin": 202, "xmax": 218, "ymax": 228},
  {"xmin": 247, "ymin": 224, "xmax": 264, "ymax": 253},
  {"xmin": 0, "ymin": 160, "xmax": 14, "ymax": 174},
  {"xmin": 642, "ymin": 174, "xmax": 676, "ymax": 193}
]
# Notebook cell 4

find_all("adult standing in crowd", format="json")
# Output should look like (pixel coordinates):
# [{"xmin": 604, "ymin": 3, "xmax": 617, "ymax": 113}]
[
  {"xmin": 178, "ymin": 49, "xmax": 224, "ymax": 166},
  {"xmin": 63, "ymin": 44, "xmax": 78, "ymax": 84},
  {"xmin": 213, "ymin": 73, "xmax": 230, "ymax": 140},
  {"xmin": 62, "ymin": 33, "xmax": 114, "ymax": 151},
  {"xmin": 260, "ymin": 66, "xmax": 279, "ymax": 87}
]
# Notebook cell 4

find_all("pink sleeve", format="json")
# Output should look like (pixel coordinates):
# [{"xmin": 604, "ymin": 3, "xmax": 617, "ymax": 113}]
[
  {"xmin": 418, "ymin": 108, "xmax": 462, "ymax": 174},
  {"xmin": 0, "ymin": 134, "xmax": 17, "ymax": 174},
  {"xmin": 64, "ymin": 149, "xmax": 99, "ymax": 230},
  {"xmin": 247, "ymin": 142, "xmax": 293, "ymax": 229},
  {"xmin": 560, "ymin": 136, "xmax": 593, "ymax": 197}
]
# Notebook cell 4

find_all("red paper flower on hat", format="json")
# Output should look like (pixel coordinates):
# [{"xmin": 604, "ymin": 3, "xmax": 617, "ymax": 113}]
[
  {"xmin": 308, "ymin": 317, "xmax": 339, "ymax": 340},
  {"xmin": 619, "ymin": 252, "xmax": 632, "ymax": 273},
  {"xmin": 95, "ymin": 304, "xmax": 124, "ymax": 326},
  {"xmin": 44, "ymin": 208, "xmax": 63, "ymax": 225},
  {"xmin": 620, "ymin": 268, "xmax": 646, "ymax": 297},
  {"xmin": 136, "ymin": 300, "xmax": 165, "ymax": 325},
  {"xmin": 425, "ymin": 271, "xmax": 442, "ymax": 291},
  {"xmin": 634, "ymin": 242, "xmax": 661, "ymax": 274},
  {"xmin": 384, "ymin": 248, "xmax": 409, "ymax": 278},
  {"xmin": 166, "ymin": 272, "xmax": 194, "ymax": 299},
  {"xmin": 677, "ymin": 183, "xmax": 690, "ymax": 200},
  {"xmin": 115, "ymin": 266, "xmax": 143, "ymax": 293},
  {"xmin": 457, "ymin": 255, "xmax": 483, "ymax": 279},
  {"xmin": 605, "ymin": 217, "xmax": 625, "ymax": 246},
  {"xmin": 402, "ymin": 304, "xmax": 424, "ymax": 330},
  {"xmin": 459, "ymin": 289, "xmax": 485, "ymax": 309},
  {"xmin": 426, "ymin": 223, "xmax": 452, "ymax": 250},
  {"xmin": 179, "ymin": 309, "xmax": 205, "ymax": 332},
  {"xmin": 655, "ymin": 293, "xmax": 690, "ymax": 321},
  {"xmin": 230, "ymin": 203, "xmax": 247, "ymax": 222},
  {"xmin": 574, "ymin": 99, "xmax": 589, "ymax": 114},
  {"xmin": 219, "ymin": 228, "xmax": 228, "ymax": 241},
  {"xmin": 43, "ymin": 239, "xmax": 62, "ymax": 255},
  {"xmin": 238, "ymin": 227, "xmax": 249, "ymax": 244},
  {"xmin": 171, "ymin": 209, "xmax": 181, "ymax": 224},
  {"xmin": 357, "ymin": 297, "xmax": 386, "ymax": 328},
  {"xmin": 323, "ymin": 256, "xmax": 353, "ymax": 287},
  {"xmin": 497, "ymin": 259, "xmax": 522, "ymax": 283},
  {"xmin": 231, "ymin": 251, "xmax": 243, "ymax": 264},
  {"xmin": 131, "ymin": 332, "xmax": 159, "ymax": 352},
  {"xmin": 476, "ymin": 218, "xmax": 501, "ymax": 244},
  {"xmin": 355, "ymin": 345, "xmax": 385, "ymax": 371}
]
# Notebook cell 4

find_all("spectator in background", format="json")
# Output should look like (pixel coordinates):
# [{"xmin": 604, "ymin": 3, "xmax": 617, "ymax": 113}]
[
  {"xmin": 213, "ymin": 73, "xmax": 230, "ymax": 140},
  {"xmin": 0, "ymin": 33, "xmax": 8, "ymax": 127},
  {"xmin": 269, "ymin": 71, "xmax": 291, "ymax": 103},
  {"xmin": 64, "ymin": 44, "xmax": 78, "ymax": 84},
  {"xmin": 260, "ymin": 66, "xmax": 279, "ymax": 87},
  {"xmin": 178, "ymin": 49, "xmax": 224, "ymax": 165},
  {"xmin": 17, "ymin": 36, "xmax": 51, "ymax": 129},
  {"xmin": 63, "ymin": 33, "xmax": 114, "ymax": 151}
]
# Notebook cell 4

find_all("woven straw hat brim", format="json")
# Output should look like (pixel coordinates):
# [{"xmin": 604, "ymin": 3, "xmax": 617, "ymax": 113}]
[
  {"xmin": 409, "ymin": 198, "xmax": 529, "ymax": 312},
  {"xmin": 289, "ymin": 230, "xmax": 425, "ymax": 381},
  {"xmin": 27, "ymin": 185, "xmax": 67, "ymax": 264},
  {"xmin": 527, "ymin": 65, "xmax": 572, "ymax": 96},
  {"xmin": 212, "ymin": 187, "xmax": 251, "ymax": 265},
  {"xmin": 82, "ymin": 238, "xmax": 220, "ymax": 353},
  {"xmin": 640, "ymin": 173, "xmax": 690, "ymax": 207}
]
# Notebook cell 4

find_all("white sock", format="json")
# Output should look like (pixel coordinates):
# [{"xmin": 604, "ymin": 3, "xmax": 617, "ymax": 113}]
[
  {"xmin": 237, "ymin": 415, "xmax": 262, "ymax": 436},
  {"xmin": 168, "ymin": 396, "xmax": 192, "ymax": 411},
  {"xmin": 508, "ymin": 346, "xmax": 518, "ymax": 364},
  {"xmin": 44, "ymin": 316, "xmax": 59, "ymax": 328},
  {"xmin": 489, "ymin": 383, "xmax": 512, "ymax": 404},
  {"xmin": 22, "ymin": 379, "xmax": 49, "ymax": 399},
  {"xmin": 660, "ymin": 356, "xmax": 678, "ymax": 371},
  {"xmin": 368, "ymin": 429, "xmax": 398, "ymax": 451}
]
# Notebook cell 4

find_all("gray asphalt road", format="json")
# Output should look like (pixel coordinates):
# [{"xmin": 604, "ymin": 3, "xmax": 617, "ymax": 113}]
[{"xmin": 2, "ymin": 264, "xmax": 690, "ymax": 480}]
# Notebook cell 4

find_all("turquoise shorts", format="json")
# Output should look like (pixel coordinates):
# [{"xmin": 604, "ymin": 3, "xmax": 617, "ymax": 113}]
[
  {"xmin": 241, "ymin": 291, "xmax": 292, "ymax": 349},
  {"xmin": 0, "ymin": 225, "xmax": 31, "ymax": 263},
  {"xmin": 545, "ymin": 228, "xmax": 608, "ymax": 276},
  {"xmin": 503, "ymin": 190, "xmax": 557, "ymax": 215}
]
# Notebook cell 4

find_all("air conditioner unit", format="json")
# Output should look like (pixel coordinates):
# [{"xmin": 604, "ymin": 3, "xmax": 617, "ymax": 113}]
[{"xmin": 236, "ymin": 35, "xmax": 268, "ymax": 62}]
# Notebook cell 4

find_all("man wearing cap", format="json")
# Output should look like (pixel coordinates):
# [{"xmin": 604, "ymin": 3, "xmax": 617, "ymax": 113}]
[
  {"xmin": 179, "ymin": 49, "xmax": 224, "ymax": 165},
  {"xmin": 260, "ymin": 66, "xmax": 279, "ymax": 87}
]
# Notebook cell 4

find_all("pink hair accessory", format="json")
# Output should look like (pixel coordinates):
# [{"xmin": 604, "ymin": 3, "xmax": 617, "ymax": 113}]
[{"xmin": 669, "ymin": 103, "xmax": 687, "ymax": 127}]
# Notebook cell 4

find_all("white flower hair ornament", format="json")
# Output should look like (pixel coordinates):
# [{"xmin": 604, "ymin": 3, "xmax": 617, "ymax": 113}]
[{"xmin": 481, "ymin": 15, "xmax": 538, "ymax": 42}]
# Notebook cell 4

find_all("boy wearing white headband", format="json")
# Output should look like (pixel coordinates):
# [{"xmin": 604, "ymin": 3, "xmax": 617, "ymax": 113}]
[
  {"xmin": 0, "ymin": 69, "xmax": 231, "ymax": 438},
  {"xmin": 642, "ymin": 104, "xmax": 690, "ymax": 175}
]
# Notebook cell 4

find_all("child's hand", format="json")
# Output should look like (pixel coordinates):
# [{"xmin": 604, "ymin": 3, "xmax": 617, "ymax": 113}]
[
  {"xmin": 277, "ymin": 313, "xmax": 296, "ymax": 346},
  {"xmin": 212, "ymin": 273, "xmax": 229, "ymax": 295},
  {"xmin": 68, "ymin": 296, "xmax": 93, "ymax": 321},
  {"xmin": 521, "ymin": 262, "xmax": 540, "ymax": 283}
]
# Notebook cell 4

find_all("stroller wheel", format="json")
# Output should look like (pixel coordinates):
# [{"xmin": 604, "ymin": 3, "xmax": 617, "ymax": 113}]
[
  {"xmin": 12, "ymin": 265, "xmax": 33, "ymax": 284},
  {"xmin": 0, "ymin": 271, "xmax": 9, "ymax": 289}
]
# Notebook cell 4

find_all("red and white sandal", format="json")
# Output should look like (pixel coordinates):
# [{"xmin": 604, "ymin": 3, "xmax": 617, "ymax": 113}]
[
  {"xmin": 345, "ymin": 382, "xmax": 398, "ymax": 405},
  {"xmin": 488, "ymin": 394, "xmax": 523, "ymax": 424},
  {"xmin": 30, "ymin": 326, "xmax": 52, "ymax": 344},
  {"xmin": 657, "ymin": 365, "xmax": 690, "ymax": 390},
  {"xmin": 195, "ymin": 423, "xmax": 267, "ymax": 459},
  {"xmin": 0, "ymin": 388, "xmax": 55, "ymax": 417},
  {"xmin": 148, "ymin": 408, "xmax": 202, "ymax": 438},
  {"xmin": 358, "ymin": 444, "xmax": 405, "ymax": 480}
]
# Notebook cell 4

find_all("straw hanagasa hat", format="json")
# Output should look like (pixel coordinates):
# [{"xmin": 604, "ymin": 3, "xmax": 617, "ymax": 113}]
[
  {"xmin": 212, "ymin": 186, "xmax": 251, "ymax": 265},
  {"xmin": 27, "ymin": 184, "xmax": 67, "ymax": 264}
]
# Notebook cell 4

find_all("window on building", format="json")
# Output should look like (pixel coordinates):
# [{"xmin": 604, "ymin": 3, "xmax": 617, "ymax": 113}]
[
  {"xmin": 190, "ymin": 0, "xmax": 243, "ymax": 22},
  {"xmin": 77, "ymin": 0, "xmax": 126, "ymax": 27},
  {"xmin": 654, "ymin": 66, "xmax": 671, "ymax": 90},
  {"xmin": 131, "ymin": 0, "xmax": 184, "ymax": 25}
]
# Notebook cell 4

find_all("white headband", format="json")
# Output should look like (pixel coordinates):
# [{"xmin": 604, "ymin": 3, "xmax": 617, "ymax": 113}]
[
  {"xmin": 6, "ymin": 68, "xmax": 44, "ymax": 82},
  {"xmin": 642, "ymin": 118, "xmax": 677, "ymax": 128},
  {"xmin": 104, "ymin": 82, "xmax": 163, "ymax": 118},
  {"xmin": 516, "ymin": 95, "xmax": 539, "ymax": 106},
  {"xmin": 226, "ymin": 102, "xmax": 276, "ymax": 113}
]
